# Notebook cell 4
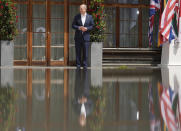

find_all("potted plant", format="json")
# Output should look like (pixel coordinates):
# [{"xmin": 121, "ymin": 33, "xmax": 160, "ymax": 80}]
[
  {"xmin": 88, "ymin": 0, "xmax": 106, "ymax": 67},
  {"xmin": 0, "ymin": 0, "xmax": 18, "ymax": 66}
]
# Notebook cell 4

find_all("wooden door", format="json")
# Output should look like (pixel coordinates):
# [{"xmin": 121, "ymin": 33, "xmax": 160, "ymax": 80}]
[{"xmin": 14, "ymin": 0, "xmax": 68, "ymax": 66}]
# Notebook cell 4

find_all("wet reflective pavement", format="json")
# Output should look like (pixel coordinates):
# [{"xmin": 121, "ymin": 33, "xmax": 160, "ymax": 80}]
[{"xmin": 0, "ymin": 67, "xmax": 181, "ymax": 131}]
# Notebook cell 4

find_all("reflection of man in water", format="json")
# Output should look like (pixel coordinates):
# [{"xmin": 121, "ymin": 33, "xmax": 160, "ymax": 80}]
[{"xmin": 73, "ymin": 69, "xmax": 93, "ymax": 127}]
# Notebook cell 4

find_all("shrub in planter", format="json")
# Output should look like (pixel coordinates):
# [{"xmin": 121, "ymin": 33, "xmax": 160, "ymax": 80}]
[
  {"xmin": 0, "ymin": 0, "xmax": 18, "ymax": 40},
  {"xmin": 88, "ymin": 0, "xmax": 106, "ymax": 42},
  {"xmin": 87, "ymin": 0, "xmax": 106, "ymax": 67},
  {"xmin": 0, "ymin": 0, "xmax": 17, "ymax": 66}
]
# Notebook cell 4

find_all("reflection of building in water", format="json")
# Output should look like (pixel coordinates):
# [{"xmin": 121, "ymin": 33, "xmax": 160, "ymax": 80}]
[
  {"xmin": 102, "ymin": 68, "xmax": 161, "ymax": 130},
  {"xmin": 10, "ymin": 68, "xmax": 162, "ymax": 130}
]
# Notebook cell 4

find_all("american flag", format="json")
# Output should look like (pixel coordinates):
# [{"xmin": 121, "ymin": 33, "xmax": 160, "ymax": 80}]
[
  {"xmin": 160, "ymin": 0, "xmax": 178, "ymax": 41},
  {"xmin": 160, "ymin": 87, "xmax": 178, "ymax": 131},
  {"xmin": 157, "ymin": 0, "xmax": 164, "ymax": 47},
  {"xmin": 177, "ymin": 0, "xmax": 181, "ymax": 42},
  {"xmin": 149, "ymin": 0, "xmax": 161, "ymax": 46}
]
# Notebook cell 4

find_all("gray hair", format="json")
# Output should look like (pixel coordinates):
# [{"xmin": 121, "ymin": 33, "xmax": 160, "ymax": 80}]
[{"xmin": 80, "ymin": 4, "xmax": 87, "ymax": 10}]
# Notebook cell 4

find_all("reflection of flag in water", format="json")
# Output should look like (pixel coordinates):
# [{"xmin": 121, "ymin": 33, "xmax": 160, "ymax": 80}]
[
  {"xmin": 177, "ymin": 87, "xmax": 181, "ymax": 130},
  {"xmin": 157, "ymin": 82, "xmax": 167, "ymax": 131},
  {"xmin": 148, "ymin": 84, "xmax": 161, "ymax": 131},
  {"xmin": 160, "ymin": 87, "xmax": 178, "ymax": 131},
  {"xmin": 149, "ymin": 0, "xmax": 161, "ymax": 46}
]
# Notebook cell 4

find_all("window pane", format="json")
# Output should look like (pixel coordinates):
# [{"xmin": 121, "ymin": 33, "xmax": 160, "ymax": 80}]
[
  {"xmin": 51, "ymin": 34, "xmax": 64, "ymax": 61},
  {"xmin": 14, "ymin": 47, "xmax": 27, "ymax": 60},
  {"xmin": 15, "ymin": 4, "xmax": 28, "ymax": 60},
  {"xmin": 104, "ymin": 0, "xmax": 119, "ymax": 3},
  {"xmin": 51, "ymin": 5, "xmax": 64, "ymax": 18},
  {"xmin": 33, "ymin": 5, "xmax": 46, "ymax": 18},
  {"xmin": 51, "ymin": 33, "xmax": 64, "ymax": 46},
  {"xmin": 104, "ymin": 7, "xmax": 116, "ymax": 48},
  {"xmin": 119, "ymin": 8, "xmax": 138, "ymax": 47},
  {"xmin": 33, "ymin": 0, "xmax": 45, "ymax": 1},
  {"xmin": 33, "ymin": 20, "xmax": 46, "ymax": 32},
  {"xmin": 69, "ymin": 0, "xmax": 82, "ymax": 2},
  {"xmin": 51, "ymin": 48, "xmax": 64, "ymax": 61},
  {"xmin": 104, "ymin": 0, "xmax": 139, "ymax": 4},
  {"xmin": 141, "ymin": 0, "xmax": 150, "ymax": 4},
  {"xmin": 142, "ymin": 8, "xmax": 149, "ymax": 48},
  {"xmin": 69, "ymin": 5, "xmax": 79, "ymax": 61},
  {"xmin": 17, "ymin": 4, "xmax": 27, "ymax": 17},
  {"xmin": 50, "ymin": 4, "xmax": 64, "ymax": 61},
  {"xmin": 15, "ymin": 0, "xmax": 27, "ymax": 1},
  {"xmin": 14, "ymin": 33, "xmax": 27, "ymax": 60},
  {"xmin": 33, "ymin": 47, "xmax": 46, "ymax": 60},
  {"xmin": 33, "ymin": 33, "xmax": 46, "ymax": 60},
  {"xmin": 51, "ymin": 20, "xmax": 64, "ymax": 32},
  {"xmin": 50, "ymin": 0, "xmax": 64, "ymax": 2}
]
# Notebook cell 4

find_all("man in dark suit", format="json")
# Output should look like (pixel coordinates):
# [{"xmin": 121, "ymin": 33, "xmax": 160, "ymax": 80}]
[{"xmin": 72, "ymin": 4, "xmax": 94, "ymax": 69}]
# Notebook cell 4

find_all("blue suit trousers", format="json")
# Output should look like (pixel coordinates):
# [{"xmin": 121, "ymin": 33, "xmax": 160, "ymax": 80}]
[{"xmin": 75, "ymin": 41, "xmax": 89, "ymax": 68}]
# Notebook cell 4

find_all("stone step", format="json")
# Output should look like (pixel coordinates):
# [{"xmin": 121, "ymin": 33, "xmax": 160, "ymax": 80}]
[
  {"xmin": 103, "ymin": 63, "xmax": 159, "ymax": 66},
  {"xmin": 103, "ymin": 48, "xmax": 161, "ymax": 51},
  {"xmin": 102, "ymin": 48, "xmax": 161, "ymax": 66},
  {"xmin": 103, "ymin": 58, "xmax": 160, "ymax": 62}
]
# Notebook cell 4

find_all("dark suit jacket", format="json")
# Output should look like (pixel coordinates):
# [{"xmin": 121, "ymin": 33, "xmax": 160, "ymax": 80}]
[{"xmin": 72, "ymin": 13, "xmax": 94, "ymax": 42}]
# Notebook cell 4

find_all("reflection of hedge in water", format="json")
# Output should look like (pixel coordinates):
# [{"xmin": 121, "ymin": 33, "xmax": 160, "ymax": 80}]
[
  {"xmin": 0, "ymin": 85, "xmax": 16, "ymax": 131},
  {"xmin": 88, "ymin": 86, "xmax": 106, "ymax": 131}
]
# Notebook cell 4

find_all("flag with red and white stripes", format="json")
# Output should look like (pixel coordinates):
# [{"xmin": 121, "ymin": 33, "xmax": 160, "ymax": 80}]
[
  {"xmin": 177, "ymin": 0, "xmax": 181, "ymax": 42},
  {"xmin": 160, "ymin": 0, "xmax": 178, "ymax": 40},
  {"xmin": 149, "ymin": 0, "xmax": 161, "ymax": 46}
]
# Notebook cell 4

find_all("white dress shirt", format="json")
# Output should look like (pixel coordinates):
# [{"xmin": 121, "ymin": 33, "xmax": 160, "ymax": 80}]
[{"xmin": 81, "ymin": 13, "xmax": 87, "ymax": 26}]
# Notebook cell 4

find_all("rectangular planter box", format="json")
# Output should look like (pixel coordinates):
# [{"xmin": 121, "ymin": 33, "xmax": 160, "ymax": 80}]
[
  {"xmin": 161, "ymin": 40, "xmax": 181, "ymax": 66},
  {"xmin": 89, "ymin": 42, "xmax": 103, "ymax": 87},
  {"xmin": 89, "ymin": 42, "xmax": 102, "ymax": 67},
  {"xmin": 0, "ymin": 40, "xmax": 14, "ymax": 66},
  {"xmin": 0, "ymin": 41, "xmax": 14, "ymax": 87}
]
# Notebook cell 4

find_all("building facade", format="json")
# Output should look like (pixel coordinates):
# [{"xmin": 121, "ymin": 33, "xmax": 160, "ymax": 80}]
[{"xmin": 14, "ymin": 0, "xmax": 158, "ymax": 66}]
